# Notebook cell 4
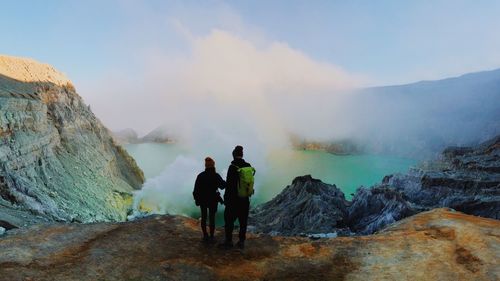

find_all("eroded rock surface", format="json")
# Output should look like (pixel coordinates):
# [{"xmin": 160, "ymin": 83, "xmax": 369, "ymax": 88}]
[
  {"xmin": 346, "ymin": 135, "xmax": 499, "ymax": 235},
  {"xmin": 345, "ymin": 186, "xmax": 418, "ymax": 235},
  {"xmin": 0, "ymin": 208, "xmax": 498, "ymax": 281},
  {"xmin": 249, "ymin": 175, "xmax": 348, "ymax": 236},
  {"xmin": 0, "ymin": 55, "xmax": 144, "ymax": 227}
]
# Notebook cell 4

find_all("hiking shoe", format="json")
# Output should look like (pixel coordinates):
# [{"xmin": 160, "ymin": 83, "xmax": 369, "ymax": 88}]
[
  {"xmin": 236, "ymin": 241, "xmax": 245, "ymax": 250},
  {"xmin": 218, "ymin": 241, "xmax": 233, "ymax": 249},
  {"xmin": 202, "ymin": 235, "xmax": 210, "ymax": 244},
  {"xmin": 208, "ymin": 236, "xmax": 217, "ymax": 244}
]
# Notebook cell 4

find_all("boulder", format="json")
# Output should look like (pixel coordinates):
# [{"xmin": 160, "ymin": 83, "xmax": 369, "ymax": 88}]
[
  {"xmin": 249, "ymin": 175, "xmax": 348, "ymax": 236},
  {"xmin": 346, "ymin": 186, "xmax": 418, "ymax": 235}
]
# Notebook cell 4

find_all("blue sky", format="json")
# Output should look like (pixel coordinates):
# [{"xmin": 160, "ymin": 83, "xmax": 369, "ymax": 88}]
[{"xmin": 1, "ymin": 0, "xmax": 499, "ymax": 87}]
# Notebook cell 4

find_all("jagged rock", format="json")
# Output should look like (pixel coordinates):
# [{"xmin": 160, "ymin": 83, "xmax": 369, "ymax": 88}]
[
  {"xmin": 0, "ymin": 55, "xmax": 144, "ymax": 226},
  {"xmin": 0, "ymin": 209, "xmax": 498, "ymax": 281},
  {"xmin": 346, "ymin": 186, "xmax": 418, "ymax": 235},
  {"xmin": 442, "ymin": 146, "xmax": 474, "ymax": 158},
  {"xmin": 249, "ymin": 175, "xmax": 348, "ymax": 236},
  {"xmin": 344, "ymin": 135, "xmax": 500, "ymax": 234},
  {"xmin": 386, "ymin": 135, "xmax": 500, "ymax": 220}
]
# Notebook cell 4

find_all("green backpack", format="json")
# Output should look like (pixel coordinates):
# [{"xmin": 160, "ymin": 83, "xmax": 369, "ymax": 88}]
[{"xmin": 233, "ymin": 165, "xmax": 256, "ymax": 197}]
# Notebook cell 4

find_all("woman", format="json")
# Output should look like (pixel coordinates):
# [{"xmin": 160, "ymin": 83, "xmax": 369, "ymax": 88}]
[{"xmin": 193, "ymin": 157, "xmax": 225, "ymax": 243}]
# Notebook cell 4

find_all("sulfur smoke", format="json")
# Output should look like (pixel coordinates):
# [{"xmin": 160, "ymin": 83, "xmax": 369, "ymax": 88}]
[
  {"xmin": 88, "ymin": 28, "xmax": 498, "ymax": 217},
  {"xmin": 122, "ymin": 29, "xmax": 360, "ymax": 216}
]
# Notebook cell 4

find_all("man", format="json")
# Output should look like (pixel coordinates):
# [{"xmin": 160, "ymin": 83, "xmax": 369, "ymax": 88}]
[
  {"xmin": 220, "ymin": 145, "xmax": 255, "ymax": 249},
  {"xmin": 193, "ymin": 157, "xmax": 226, "ymax": 243}
]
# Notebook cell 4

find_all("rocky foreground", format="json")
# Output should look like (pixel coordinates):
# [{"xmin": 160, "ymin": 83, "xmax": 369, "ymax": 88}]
[
  {"xmin": 0, "ymin": 208, "xmax": 498, "ymax": 281},
  {"xmin": 0, "ymin": 55, "xmax": 144, "ymax": 228}
]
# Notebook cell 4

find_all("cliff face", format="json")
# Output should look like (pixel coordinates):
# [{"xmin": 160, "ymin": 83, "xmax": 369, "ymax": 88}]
[
  {"xmin": 0, "ymin": 55, "xmax": 144, "ymax": 227},
  {"xmin": 0, "ymin": 208, "xmax": 498, "ymax": 281}
]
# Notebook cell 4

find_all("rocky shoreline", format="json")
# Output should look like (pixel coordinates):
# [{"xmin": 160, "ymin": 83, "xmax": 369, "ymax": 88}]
[{"xmin": 250, "ymin": 135, "xmax": 500, "ymax": 236}]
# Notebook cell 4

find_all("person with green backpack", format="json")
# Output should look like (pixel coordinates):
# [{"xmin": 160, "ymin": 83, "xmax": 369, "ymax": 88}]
[{"xmin": 219, "ymin": 145, "xmax": 256, "ymax": 250}]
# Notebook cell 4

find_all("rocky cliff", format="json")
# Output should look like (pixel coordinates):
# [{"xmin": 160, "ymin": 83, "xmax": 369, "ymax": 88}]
[
  {"xmin": 0, "ymin": 55, "xmax": 144, "ymax": 228},
  {"xmin": 251, "ymin": 135, "xmax": 499, "ymax": 236},
  {"xmin": 0, "ymin": 208, "xmax": 498, "ymax": 281}
]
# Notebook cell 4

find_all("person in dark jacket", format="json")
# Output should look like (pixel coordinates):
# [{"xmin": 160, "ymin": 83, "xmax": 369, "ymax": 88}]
[
  {"xmin": 219, "ymin": 145, "xmax": 254, "ymax": 249},
  {"xmin": 193, "ymin": 157, "xmax": 226, "ymax": 243}
]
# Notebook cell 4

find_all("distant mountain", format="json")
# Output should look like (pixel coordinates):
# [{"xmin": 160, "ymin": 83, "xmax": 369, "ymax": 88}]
[
  {"xmin": 113, "ymin": 128, "xmax": 140, "ymax": 144},
  {"xmin": 346, "ymin": 68, "xmax": 500, "ymax": 157},
  {"xmin": 112, "ymin": 126, "xmax": 176, "ymax": 144},
  {"xmin": 140, "ymin": 125, "xmax": 175, "ymax": 144},
  {"xmin": 289, "ymin": 134, "xmax": 363, "ymax": 155}
]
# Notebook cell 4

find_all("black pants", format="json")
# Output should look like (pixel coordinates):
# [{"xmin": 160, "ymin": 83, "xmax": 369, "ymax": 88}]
[
  {"xmin": 224, "ymin": 198, "xmax": 250, "ymax": 243},
  {"xmin": 200, "ymin": 203, "xmax": 217, "ymax": 237}
]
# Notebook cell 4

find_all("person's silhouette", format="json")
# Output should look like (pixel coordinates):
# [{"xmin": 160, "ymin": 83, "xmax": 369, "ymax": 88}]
[
  {"xmin": 220, "ymin": 145, "xmax": 255, "ymax": 249},
  {"xmin": 193, "ymin": 157, "xmax": 226, "ymax": 243}
]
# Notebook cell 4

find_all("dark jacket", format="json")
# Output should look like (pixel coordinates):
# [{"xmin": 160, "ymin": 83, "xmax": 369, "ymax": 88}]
[
  {"xmin": 224, "ymin": 158, "xmax": 252, "ymax": 204},
  {"xmin": 193, "ymin": 168, "xmax": 226, "ymax": 206}
]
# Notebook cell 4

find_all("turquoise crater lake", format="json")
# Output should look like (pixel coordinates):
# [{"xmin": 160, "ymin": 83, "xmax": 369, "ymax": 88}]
[{"xmin": 125, "ymin": 143, "xmax": 417, "ymax": 205}]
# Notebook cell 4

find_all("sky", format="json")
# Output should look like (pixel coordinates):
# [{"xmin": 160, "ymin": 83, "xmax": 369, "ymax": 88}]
[{"xmin": 1, "ymin": 0, "xmax": 499, "ymax": 132}]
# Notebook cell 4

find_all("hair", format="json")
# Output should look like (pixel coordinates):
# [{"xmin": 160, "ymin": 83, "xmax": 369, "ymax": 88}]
[
  {"xmin": 205, "ymin": 157, "xmax": 215, "ymax": 168},
  {"xmin": 232, "ymin": 145, "xmax": 243, "ymax": 158}
]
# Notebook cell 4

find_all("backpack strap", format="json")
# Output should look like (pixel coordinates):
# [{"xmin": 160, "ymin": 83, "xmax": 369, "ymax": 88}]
[{"xmin": 230, "ymin": 164, "xmax": 240, "ymax": 189}]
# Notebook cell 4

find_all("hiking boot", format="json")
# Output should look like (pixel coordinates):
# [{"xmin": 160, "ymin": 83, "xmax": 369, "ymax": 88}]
[
  {"xmin": 218, "ymin": 241, "xmax": 233, "ymax": 250},
  {"xmin": 202, "ymin": 235, "xmax": 210, "ymax": 243},
  {"xmin": 208, "ymin": 236, "xmax": 217, "ymax": 244},
  {"xmin": 236, "ymin": 240, "xmax": 245, "ymax": 250}
]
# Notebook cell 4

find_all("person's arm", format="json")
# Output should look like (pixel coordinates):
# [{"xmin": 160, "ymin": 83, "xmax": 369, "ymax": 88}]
[
  {"xmin": 217, "ymin": 173, "xmax": 226, "ymax": 190},
  {"xmin": 193, "ymin": 175, "xmax": 201, "ymax": 204}
]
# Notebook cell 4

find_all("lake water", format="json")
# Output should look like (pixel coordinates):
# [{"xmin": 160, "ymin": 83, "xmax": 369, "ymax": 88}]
[{"xmin": 125, "ymin": 143, "xmax": 416, "ymax": 204}]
